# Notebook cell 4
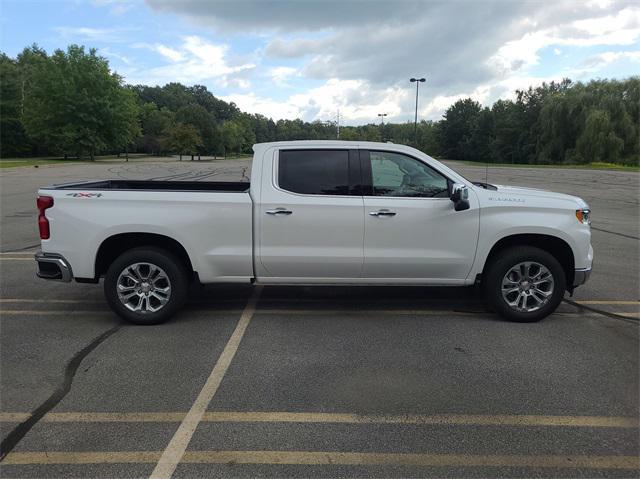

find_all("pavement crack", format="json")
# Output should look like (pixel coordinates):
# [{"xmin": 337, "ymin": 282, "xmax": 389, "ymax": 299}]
[
  {"xmin": 590, "ymin": 227, "xmax": 639, "ymax": 241},
  {"xmin": 563, "ymin": 299, "xmax": 638, "ymax": 324},
  {"xmin": 0, "ymin": 325, "xmax": 121, "ymax": 461},
  {"xmin": 0, "ymin": 243, "xmax": 40, "ymax": 253}
]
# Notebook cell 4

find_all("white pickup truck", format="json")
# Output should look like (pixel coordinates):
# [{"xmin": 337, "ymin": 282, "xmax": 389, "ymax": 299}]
[{"xmin": 35, "ymin": 141, "xmax": 593, "ymax": 324}]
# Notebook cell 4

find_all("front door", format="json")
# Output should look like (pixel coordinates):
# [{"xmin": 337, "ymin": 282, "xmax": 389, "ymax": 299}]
[
  {"xmin": 258, "ymin": 148, "xmax": 364, "ymax": 280},
  {"xmin": 361, "ymin": 150, "xmax": 479, "ymax": 281}
]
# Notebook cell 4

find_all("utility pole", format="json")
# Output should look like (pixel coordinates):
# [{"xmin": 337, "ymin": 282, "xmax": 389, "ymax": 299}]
[
  {"xmin": 409, "ymin": 77, "xmax": 426, "ymax": 144},
  {"xmin": 336, "ymin": 108, "xmax": 340, "ymax": 139}
]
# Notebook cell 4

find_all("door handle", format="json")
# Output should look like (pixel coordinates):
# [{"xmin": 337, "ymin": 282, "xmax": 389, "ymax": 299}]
[
  {"xmin": 266, "ymin": 208, "xmax": 293, "ymax": 216},
  {"xmin": 369, "ymin": 210, "xmax": 396, "ymax": 217}
]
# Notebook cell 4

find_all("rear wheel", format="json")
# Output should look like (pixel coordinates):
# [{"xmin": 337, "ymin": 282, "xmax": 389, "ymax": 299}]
[
  {"xmin": 104, "ymin": 247, "xmax": 188, "ymax": 325},
  {"xmin": 484, "ymin": 246, "xmax": 566, "ymax": 322}
]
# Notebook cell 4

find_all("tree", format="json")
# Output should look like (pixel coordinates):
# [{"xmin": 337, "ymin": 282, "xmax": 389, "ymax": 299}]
[
  {"xmin": 221, "ymin": 120, "xmax": 243, "ymax": 157},
  {"xmin": 491, "ymin": 99, "xmax": 521, "ymax": 163},
  {"xmin": 162, "ymin": 123, "xmax": 201, "ymax": 161},
  {"xmin": 440, "ymin": 99, "xmax": 482, "ymax": 160},
  {"xmin": 574, "ymin": 110, "xmax": 624, "ymax": 164},
  {"xmin": 176, "ymin": 104, "xmax": 216, "ymax": 155},
  {"xmin": 139, "ymin": 104, "xmax": 174, "ymax": 155},
  {"xmin": 0, "ymin": 55, "xmax": 28, "ymax": 157},
  {"xmin": 110, "ymin": 86, "xmax": 140, "ymax": 159},
  {"xmin": 3, "ymin": 42, "xmax": 639, "ymax": 167},
  {"xmin": 21, "ymin": 45, "xmax": 139, "ymax": 159}
]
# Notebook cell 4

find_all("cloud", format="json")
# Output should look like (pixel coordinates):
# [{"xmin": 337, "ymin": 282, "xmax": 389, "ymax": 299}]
[
  {"xmin": 133, "ymin": 42, "xmax": 184, "ymax": 61},
  {"xmin": 53, "ymin": 26, "xmax": 133, "ymax": 43},
  {"xmin": 99, "ymin": 46, "xmax": 134, "ymax": 65},
  {"xmin": 265, "ymin": 38, "xmax": 324, "ymax": 58},
  {"xmin": 146, "ymin": 0, "xmax": 423, "ymax": 31},
  {"xmin": 125, "ymin": 35, "xmax": 254, "ymax": 87},
  {"xmin": 489, "ymin": 7, "xmax": 640, "ymax": 73},
  {"xmin": 90, "ymin": 0, "xmax": 134, "ymax": 15},
  {"xmin": 268, "ymin": 66, "xmax": 298, "ymax": 86},
  {"xmin": 155, "ymin": 45, "xmax": 183, "ymax": 62},
  {"xmin": 143, "ymin": 0, "xmax": 640, "ymax": 123},
  {"xmin": 580, "ymin": 50, "xmax": 640, "ymax": 69},
  {"xmin": 221, "ymin": 92, "xmax": 301, "ymax": 119}
]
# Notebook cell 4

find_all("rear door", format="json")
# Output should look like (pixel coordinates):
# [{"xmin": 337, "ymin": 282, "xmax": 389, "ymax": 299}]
[
  {"xmin": 258, "ymin": 148, "xmax": 365, "ymax": 280},
  {"xmin": 361, "ymin": 149, "xmax": 479, "ymax": 281}
]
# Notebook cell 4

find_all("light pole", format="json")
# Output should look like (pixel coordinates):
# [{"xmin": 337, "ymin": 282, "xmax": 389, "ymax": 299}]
[
  {"xmin": 377, "ymin": 113, "xmax": 387, "ymax": 141},
  {"xmin": 409, "ymin": 77, "xmax": 425, "ymax": 144}
]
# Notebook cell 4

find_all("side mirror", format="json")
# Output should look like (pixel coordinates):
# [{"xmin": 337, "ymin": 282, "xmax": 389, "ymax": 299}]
[{"xmin": 450, "ymin": 183, "xmax": 470, "ymax": 211}]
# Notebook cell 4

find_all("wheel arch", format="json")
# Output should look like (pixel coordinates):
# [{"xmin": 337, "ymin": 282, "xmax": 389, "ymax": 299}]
[
  {"xmin": 95, "ymin": 232, "xmax": 196, "ymax": 280},
  {"xmin": 481, "ymin": 234, "xmax": 575, "ymax": 289}
]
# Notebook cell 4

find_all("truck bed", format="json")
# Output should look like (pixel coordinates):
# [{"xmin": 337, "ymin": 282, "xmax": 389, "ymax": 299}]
[{"xmin": 42, "ymin": 180, "xmax": 250, "ymax": 192}]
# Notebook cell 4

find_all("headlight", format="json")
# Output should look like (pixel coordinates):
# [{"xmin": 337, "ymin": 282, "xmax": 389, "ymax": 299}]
[{"xmin": 576, "ymin": 209, "xmax": 591, "ymax": 225}]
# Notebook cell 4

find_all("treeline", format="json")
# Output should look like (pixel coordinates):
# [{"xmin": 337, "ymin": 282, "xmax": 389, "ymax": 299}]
[{"xmin": 1, "ymin": 45, "xmax": 638, "ymax": 165}]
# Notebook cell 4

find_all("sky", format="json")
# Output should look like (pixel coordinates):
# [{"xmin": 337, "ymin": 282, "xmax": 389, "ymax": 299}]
[{"xmin": 1, "ymin": 0, "xmax": 639, "ymax": 125}]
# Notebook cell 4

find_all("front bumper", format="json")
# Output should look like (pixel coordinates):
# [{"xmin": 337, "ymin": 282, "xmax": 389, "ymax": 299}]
[
  {"xmin": 35, "ymin": 252, "xmax": 73, "ymax": 282},
  {"xmin": 573, "ymin": 267, "xmax": 592, "ymax": 287}
]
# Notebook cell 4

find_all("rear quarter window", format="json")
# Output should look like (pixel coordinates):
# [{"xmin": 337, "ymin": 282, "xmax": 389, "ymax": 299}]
[{"xmin": 278, "ymin": 149, "xmax": 349, "ymax": 195}]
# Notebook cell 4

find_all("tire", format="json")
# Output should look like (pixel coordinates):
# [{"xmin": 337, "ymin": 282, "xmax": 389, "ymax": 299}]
[
  {"xmin": 104, "ymin": 247, "xmax": 189, "ymax": 325},
  {"xmin": 484, "ymin": 246, "xmax": 566, "ymax": 323}
]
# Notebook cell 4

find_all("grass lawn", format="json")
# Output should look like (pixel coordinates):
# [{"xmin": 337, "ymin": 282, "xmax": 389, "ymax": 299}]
[
  {"xmin": 0, "ymin": 153, "xmax": 253, "ymax": 169},
  {"xmin": 0, "ymin": 158, "xmax": 93, "ymax": 169},
  {"xmin": 445, "ymin": 159, "xmax": 639, "ymax": 172},
  {"xmin": 0, "ymin": 154, "xmax": 157, "ymax": 169}
]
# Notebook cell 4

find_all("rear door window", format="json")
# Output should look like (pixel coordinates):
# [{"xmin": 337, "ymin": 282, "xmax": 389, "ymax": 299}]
[{"xmin": 278, "ymin": 149, "xmax": 349, "ymax": 195}]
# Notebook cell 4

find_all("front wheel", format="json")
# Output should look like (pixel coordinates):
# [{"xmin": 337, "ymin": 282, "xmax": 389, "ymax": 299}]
[
  {"xmin": 484, "ymin": 246, "xmax": 566, "ymax": 323},
  {"xmin": 104, "ymin": 247, "xmax": 189, "ymax": 325}
]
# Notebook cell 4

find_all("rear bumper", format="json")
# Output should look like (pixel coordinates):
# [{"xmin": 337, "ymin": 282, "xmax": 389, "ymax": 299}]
[
  {"xmin": 35, "ymin": 252, "xmax": 73, "ymax": 282},
  {"xmin": 573, "ymin": 267, "xmax": 591, "ymax": 287}
]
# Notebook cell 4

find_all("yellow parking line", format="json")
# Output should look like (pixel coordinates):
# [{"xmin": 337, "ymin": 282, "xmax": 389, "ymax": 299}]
[
  {"xmin": 256, "ymin": 309, "xmax": 478, "ymax": 315},
  {"xmin": 3, "ymin": 451, "xmax": 160, "ymax": 464},
  {"xmin": 2, "ymin": 309, "xmax": 632, "ymax": 318},
  {"xmin": 0, "ymin": 309, "xmax": 240, "ymax": 316},
  {"xmin": 0, "ymin": 299, "xmax": 102, "ymax": 304},
  {"xmin": 3, "ymin": 450, "xmax": 638, "ymax": 469},
  {"xmin": 185, "ymin": 451, "xmax": 640, "ymax": 469},
  {"xmin": 0, "ymin": 298, "xmax": 245, "ymax": 304},
  {"xmin": 0, "ymin": 413, "xmax": 30, "ymax": 422},
  {"xmin": 0, "ymin": 310, "xmax": 113, "ymax": 315},
  {"xmin": 199, "ymin": 411, "xmax": 639, "ymax": 428},
  {"xmin": 0, "ymin": 309, "xmax": 469, "ymax": 316},
  {"xmin": 0, "ymin": 411, "xmax": 636, "ymax": 428},
  {"xmin": 575, "ymin": 301, "xmax": 638, "ymax": 305},
  {"xmin": 2, "ymin": 308, "xmax": 636, "ymax": 319}
]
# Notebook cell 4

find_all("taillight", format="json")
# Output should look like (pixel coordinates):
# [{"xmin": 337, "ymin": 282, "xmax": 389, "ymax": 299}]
[{"xmin": 37, "ymin": 196, "xmax": 54, "ymax": 239}]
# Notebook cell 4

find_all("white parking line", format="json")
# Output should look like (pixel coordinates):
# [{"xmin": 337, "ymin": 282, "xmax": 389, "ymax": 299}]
[{"xmin": 149, "ymin": 285, "xmax": 262, "ymax": 479}]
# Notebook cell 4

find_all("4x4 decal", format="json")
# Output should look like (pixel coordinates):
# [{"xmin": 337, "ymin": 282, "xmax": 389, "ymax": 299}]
[{"xmin": 65, "ymin": 192, "xmax": 103, "ymax": 198}]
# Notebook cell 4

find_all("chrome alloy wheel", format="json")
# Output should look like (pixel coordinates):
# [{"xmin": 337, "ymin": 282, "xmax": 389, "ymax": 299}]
[
  {"xmin": 501, "ymin": 261, "xmax": 555, "ymax": 313},
  {"xmin": 116, "ymin": 262, "xmax": 171, "ymax": 313}
]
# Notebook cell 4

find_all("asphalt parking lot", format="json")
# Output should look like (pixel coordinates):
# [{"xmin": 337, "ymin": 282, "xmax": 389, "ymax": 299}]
[{"xmin": 0, "ymin": 158, "xmax": 638, "ymax": 478}]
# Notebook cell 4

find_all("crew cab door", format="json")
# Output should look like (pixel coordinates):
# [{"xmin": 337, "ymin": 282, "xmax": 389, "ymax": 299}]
[
  {"xmin": 361, "ymin": 150, "xmax": 479, "ymax": 281},
  {"xmin": 257, "ymin": 148, "xmax": 364, "ymax": 280}
]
